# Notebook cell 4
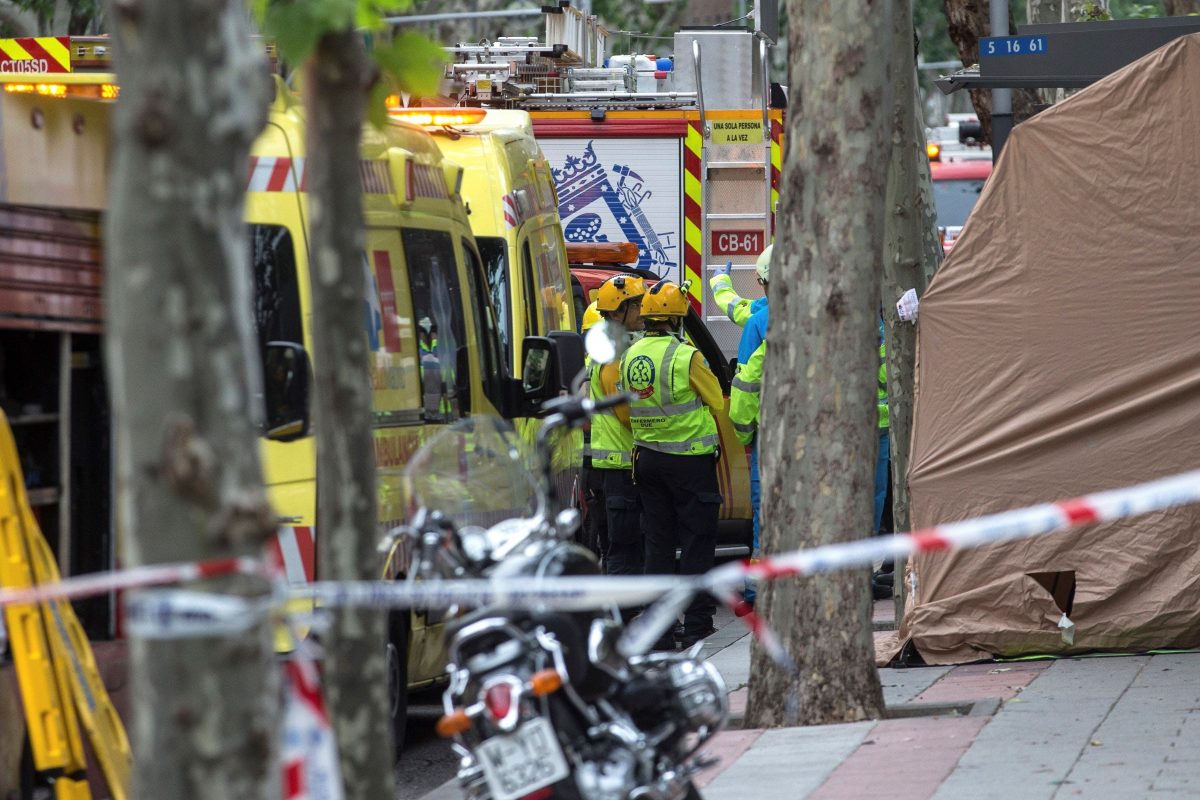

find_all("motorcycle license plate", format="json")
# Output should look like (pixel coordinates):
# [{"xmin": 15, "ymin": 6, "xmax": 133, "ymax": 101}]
[{"xmin": 476, "ymin": 717, "xmax": 570, "ymax": 800}]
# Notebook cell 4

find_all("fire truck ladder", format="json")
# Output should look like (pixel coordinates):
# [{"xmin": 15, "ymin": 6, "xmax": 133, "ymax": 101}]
[
  {"xmin": 0, "ymin": 410, "xmax": 131, "ymax": 800},
  {"xmin": 694, "ymin": 38, "xmax": 776, "ymax": 358}
]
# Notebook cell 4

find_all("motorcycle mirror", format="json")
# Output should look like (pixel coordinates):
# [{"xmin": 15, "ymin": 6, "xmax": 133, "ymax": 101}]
[
  {"xmin": 554, "ymin": 508, "xmax": 580, "ymax": 539},
  {"xmin": 458, "ymin": 526, "xmax": 491, "ymax": 563},
  {"xmin": 616, "ymin": 585, "xmax": 698, "ymax": 659},
  {"xmin": 584, "ymin": 319, "xmax": 625, "ymax": 366},
  {"xmin": 588, "ymin": 617, "xmax": 628, "ymax": 679}
]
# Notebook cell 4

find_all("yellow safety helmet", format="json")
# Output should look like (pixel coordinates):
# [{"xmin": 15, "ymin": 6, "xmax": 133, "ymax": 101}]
[
  {"xmin": 596, "ymin": 274, "xmax": 646, "ymax": 312},
  {"xmin": 756, "ymin": 244, "xmax": 774, "ymax": 283},
  {"xmin": 580, "ymin": 300, "xmax": 603, "ymax": 332},
  {"xmin": 640, "ymin": 280, "xmax": 690, "ymax": 320}
]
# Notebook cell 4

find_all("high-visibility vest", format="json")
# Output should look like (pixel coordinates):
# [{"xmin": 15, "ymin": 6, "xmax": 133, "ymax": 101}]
[
  {"xmin": 730, "ymin": 340, "xmax": 764, "ymax": 446},
  {"xmin": 709, "ymin": 273, "xmax": 754, "ymax": 326},
  {"xmin": 620, "ymin": 333, "xmax": 718, "ymax": 456},
  {"xmin": 588, "ymin": 360, "xmax": 632, "ymax": 469},
  {"xmin": 878, "ymin": 338, "xmax": 889, "ymax": 430}
]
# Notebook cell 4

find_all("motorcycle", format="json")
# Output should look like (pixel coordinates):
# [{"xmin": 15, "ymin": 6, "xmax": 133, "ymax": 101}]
[{"xmin": 393, "ymin": 324, "xmax": 728, "ymax": 800}]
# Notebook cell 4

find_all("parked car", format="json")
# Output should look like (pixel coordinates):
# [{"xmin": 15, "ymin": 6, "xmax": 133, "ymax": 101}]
[
  {"xmin": 931, "ymin": 159, "xmax": 992, "ymax": 254},
  {"xmin": 926, "ymin": 113, "xmax": 992, "ymax": 164}
]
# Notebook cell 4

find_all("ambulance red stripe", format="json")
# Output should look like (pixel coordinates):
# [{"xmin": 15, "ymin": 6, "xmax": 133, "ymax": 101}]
[{"xmin": 266, "ymin": 158, "xmax": 292, "ymax": 192}]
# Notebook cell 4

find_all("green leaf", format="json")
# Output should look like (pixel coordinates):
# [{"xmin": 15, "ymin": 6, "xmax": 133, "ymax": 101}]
[
  {"xmin": 356, "ymin": 3, "xmax": 384, "ymax": 31},
  {"xmin": 259, "ymin": 0, "xmax": 362, "ymax": 64},
  {"xmin": 264, "ymin": 4, "xmax": 326, "ymax": 64},
  {"xmin": 366, "ymin": 80, "xmax": 392, "ymax": 130},
  {"xmin": 311, "ymin": 0, "xmax": 357, "ymax": 28},
  {"xmin": 374, "ymin": 32, "xmax": 448, "ymax": 98},
  {"xmin": 251, "ymin": 0, "xmax": 271, "ymax": 26},
  {"xmin": 372, "ymin": 0, "xmax": 414, "ymax": 13}
]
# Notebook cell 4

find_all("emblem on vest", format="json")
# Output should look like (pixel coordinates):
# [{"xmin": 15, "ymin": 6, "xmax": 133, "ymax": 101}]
[{"xmin": 626, "ymin": 355, "xmax": 656, "ymax": 399}]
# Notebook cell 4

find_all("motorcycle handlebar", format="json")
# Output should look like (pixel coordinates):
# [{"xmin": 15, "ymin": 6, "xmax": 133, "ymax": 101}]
[
  {"xmin": 593, "ymin": 391, "xmax": 637, "ymax": 412},
  {"xmin": 539, "ymin": 392, "xmax": 634, "ymax": 430}
]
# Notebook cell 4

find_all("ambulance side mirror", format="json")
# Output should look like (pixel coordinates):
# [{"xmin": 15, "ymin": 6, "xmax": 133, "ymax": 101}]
[
  {"xmin": 548, "ymin": 331, "xmax": 585, "ymax": 391},
  {"xmin": 263, "ymin": 341, "xmax": 310, "ymax": 441},
  {"xmin": 521, "ymin": 337, "xmax": 557, "ymax": 401}
]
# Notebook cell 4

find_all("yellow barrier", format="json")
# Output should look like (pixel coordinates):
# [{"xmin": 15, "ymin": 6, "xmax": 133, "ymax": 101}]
[{"xmin": 0, "ymin": 408, "xmax": 130, "ymax": 799}]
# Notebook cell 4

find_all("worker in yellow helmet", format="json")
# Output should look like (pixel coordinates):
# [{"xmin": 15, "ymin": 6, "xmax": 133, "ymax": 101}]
[
  {"xmin": 580, "ymin": 300, "xmax": 603, "ymax": 334},
  {"xmin": 578, "ymin": 299, "xmax": 608, "ymax": 559},
  {"xmin": 587, "ymin": 276, "xmax": 646, "ymax": 576},
  {"xmin": 619, "ymin": 280, "xmax": 723, "ymax": 649}
]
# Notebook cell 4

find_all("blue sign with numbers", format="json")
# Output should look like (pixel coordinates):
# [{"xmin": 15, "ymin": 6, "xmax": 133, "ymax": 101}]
[{"xmin": 980, "ymin": 35, "xmax": 1048, "ymax": 57}]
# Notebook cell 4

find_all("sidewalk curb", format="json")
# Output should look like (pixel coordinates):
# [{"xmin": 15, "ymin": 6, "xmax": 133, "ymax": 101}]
[{"xmin": 726, "ymin": 692, "xmax": 1000, "ymax": 729}]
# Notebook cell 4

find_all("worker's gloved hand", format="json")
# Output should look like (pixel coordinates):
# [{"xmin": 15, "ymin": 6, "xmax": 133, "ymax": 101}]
[{"xmin": 718, "ymin": 261, "xmax": 732, "ymax": 277}]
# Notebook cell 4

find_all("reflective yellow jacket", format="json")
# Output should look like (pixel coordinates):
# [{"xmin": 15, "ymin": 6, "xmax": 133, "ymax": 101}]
[
  {"xmin": 729, "ymin": 340, "xmax": 764, "ymax": 446},
  {"xmin": 709, "ymin": 273, "xmax": 754, "ymax": 327}
]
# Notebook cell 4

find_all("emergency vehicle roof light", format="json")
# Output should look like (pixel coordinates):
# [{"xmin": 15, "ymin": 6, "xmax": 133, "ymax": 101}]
[
  {"xmin": 4, "ymin": 83, "xmax": 66, "ymax": 97},
  {"xmin": 388, "ymin": 107, "xmax": 487, "ymax": 128},
  {"xmin": 565, "ymin": 241, "xmax": 640, "ymax": 266},
  {"xmin": 1, "ymin": 81, "xmax": 118, "ymax": 100}
]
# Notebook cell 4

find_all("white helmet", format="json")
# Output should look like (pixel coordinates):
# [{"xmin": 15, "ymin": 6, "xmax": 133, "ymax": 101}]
[{"xmin": 755, "ymin": 244, "xmax": 773, "ymax": 283}]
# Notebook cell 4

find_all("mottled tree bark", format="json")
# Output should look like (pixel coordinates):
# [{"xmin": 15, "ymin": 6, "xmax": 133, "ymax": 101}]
[
  {"xmin": 105, "ymin": 1, "xmax": 276, "ymax": 797},
  {"xmin": 882, "ymin": 0, "xmax": 943, "ymax": 623},
  {"xmin": 943, "ymin": 0, "xmax": 993, "ymax": 140},
  {"xmin": 303, "ymin": 29, "xmax": 395, "ymax": 797},
  {"xmin": 1028, "ymin": 2, "xmax": 1110, "ymax": 25},
  {"xmin": 0, "ymin": 1, "xmax": 38, "ymax": 36},
  {"xmin": 744, "ymin": 0, "xmax": 891, "ymax": 728},
  {"xmin": 915, "ymin": 146, "xmax": 942, "ymax": 288},
  {"xmin": 1027, "ymin": 0, "xmax": 1065, "ymax": 22},
  {"xmin": 941, "ymin": 0, "xmax": 1039, "ymax": 141},
  {"xmin": 1163, "ymin": 0, "xmax": 1200, "ymax": 14}
]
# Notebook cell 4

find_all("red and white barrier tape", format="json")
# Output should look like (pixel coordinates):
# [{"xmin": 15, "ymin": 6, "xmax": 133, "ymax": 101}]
[
  {"xmin": 0, "ymin": 556, "xmax": 267, "ymax": 609},
  {"xmin": 282, "ymin": 655, "xmax": 343, "ymax": 800},
  {"xmin": 705, "ymin": 467, "xmax": 1200, "ymax": 590},
  {"xmin": 291, "ymin": 576, "xmax": 687, "ymax": 613},
  {"xmin": 3, "ymin": 468, "xmax": 1200, "ymax": 621}
]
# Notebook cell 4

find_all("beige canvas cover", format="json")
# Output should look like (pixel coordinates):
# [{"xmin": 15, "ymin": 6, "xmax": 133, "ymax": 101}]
[{"xmin": 901, "ymin": 34, "xmax": 1200, "ymax": 665}]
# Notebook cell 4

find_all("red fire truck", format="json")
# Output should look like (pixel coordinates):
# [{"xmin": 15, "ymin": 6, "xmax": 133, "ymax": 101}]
[{"xmin": 438, "ymin": 6, "xmax": 785, "ymax": 359}]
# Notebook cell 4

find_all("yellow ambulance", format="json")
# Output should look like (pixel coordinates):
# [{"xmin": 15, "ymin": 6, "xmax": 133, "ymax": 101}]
[
  {"xmin": 386, "ymin": 107, "xmax": 584, "ymax": 489},
  {"xmin": 250, "ymin": 84, "xmax": 581, "ymax": 756},
  {"xmin": 386, "ymin": 107, "xmax": 577, "ymax": 374},
  {"xmin": 0, "ymin": 47, "xmax": 583, "ymax": 772}
]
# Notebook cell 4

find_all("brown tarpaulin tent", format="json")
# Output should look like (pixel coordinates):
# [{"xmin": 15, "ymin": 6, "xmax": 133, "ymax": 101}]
[{"xmin": 899, "ymin": 34, "xmax": 1200, "ymax": 665}]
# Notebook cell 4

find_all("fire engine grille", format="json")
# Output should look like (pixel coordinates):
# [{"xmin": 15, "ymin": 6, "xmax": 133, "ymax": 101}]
[{"xmin": 706, "ymin": 167, "xmax": 768, "ymax": 215}]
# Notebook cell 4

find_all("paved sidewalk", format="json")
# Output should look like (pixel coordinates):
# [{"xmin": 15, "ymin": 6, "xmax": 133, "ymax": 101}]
[
  {"xmin": 419, "ymin": 601, "xmax": 1200, "ymax": 799},
  {"xmin": 698, "ymin": 632, "xmax": 1200, "ymax": 799}
]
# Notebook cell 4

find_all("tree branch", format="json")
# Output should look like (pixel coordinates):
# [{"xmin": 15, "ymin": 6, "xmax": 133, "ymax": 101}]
[
  {"xmin": 51, "ymin": 0, "xmax": 69, "ymax": 35},
  {"xmin": 0, "ymin": 1, "xmax": 39, "ymax": 37}
]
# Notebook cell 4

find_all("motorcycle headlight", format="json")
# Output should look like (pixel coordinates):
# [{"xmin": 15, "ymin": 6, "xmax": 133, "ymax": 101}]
[{"xmin": 667, "ymin": 658, "xmax": 728, "ymax": 734}]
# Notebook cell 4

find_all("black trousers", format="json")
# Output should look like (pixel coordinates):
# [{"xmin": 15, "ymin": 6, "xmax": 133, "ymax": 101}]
[
  {"xmin": 580, "ymin": 466, "xmax": 607, "ymax": 560},
  {"xmin": 635, "ymin": 447, "xmax": 721, "ymax": 636},
  {"xmin": 602, "ymin": 467, "xmax": 642, "ymax": 576}
]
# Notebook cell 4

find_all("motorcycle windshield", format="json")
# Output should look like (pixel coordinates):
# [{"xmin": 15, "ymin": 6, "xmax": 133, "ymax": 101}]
[{"xmin": 405, "ymin": 416, "xmax": 544, "ymax": 528}]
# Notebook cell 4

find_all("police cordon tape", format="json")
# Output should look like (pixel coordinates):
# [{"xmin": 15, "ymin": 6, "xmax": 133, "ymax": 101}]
[
  {"xmin": 703, "ymin": 466, "xmax": 1200, "ymax": 593},
  {"xmin": 3, "ymin": 467, "xmax": 1200, "ymax": 622},
  {"xmin": 0, "ymin": 555, "xmax": 266, "ymax": 609}
]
